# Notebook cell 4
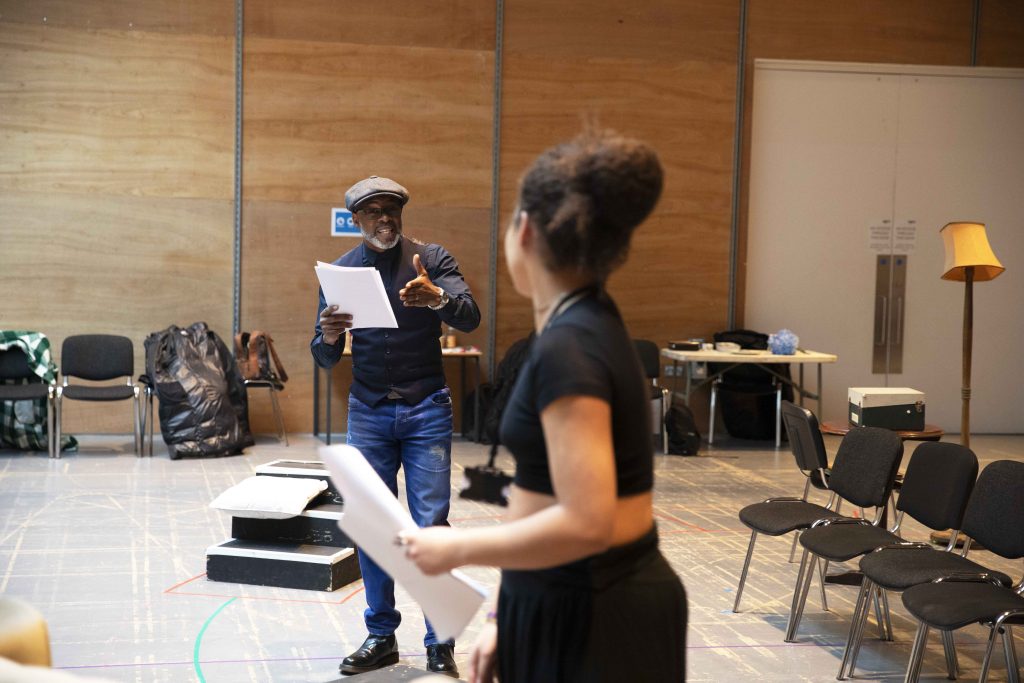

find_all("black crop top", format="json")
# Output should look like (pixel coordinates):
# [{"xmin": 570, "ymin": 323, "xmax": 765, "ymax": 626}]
[{"xmin": 498, "ymin": 290, "xmax": 654, "ymax": 497}]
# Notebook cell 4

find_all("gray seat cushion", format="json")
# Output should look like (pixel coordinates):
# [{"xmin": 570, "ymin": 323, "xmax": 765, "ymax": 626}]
[
  {"xmin": 0, "ymin": 384, "xmax": 49, "ymax": 401},
  {"xmin": 61, "ymin": 385, "xmax": 135, "ymax": 401},
  {"xmin": 860, "ymin": 547, "xmax": 1012, "ymax": 591},
  {"xmin": 903, "ymin": 581, "xmax": 1024, "ymax": 630},
  {"xmin": 738, "ymin": 500, "xmax": 838, "ymax": 536},
  {"xmin": 799, "ymin": 522, "xmax": 899, "ymax": 562}
]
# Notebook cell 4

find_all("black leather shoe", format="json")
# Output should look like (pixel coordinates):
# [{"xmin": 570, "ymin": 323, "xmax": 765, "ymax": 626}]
[
  {"xmin": 426, "ymin": 643, "xmax": 459, "ymax": 678},
  {"xmin": 340, "ymin": 634, "xmax": 399, "ymax": 675}
]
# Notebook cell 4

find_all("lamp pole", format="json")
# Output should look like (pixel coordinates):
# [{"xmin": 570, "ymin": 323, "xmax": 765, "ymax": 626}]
[{"xmin": 961, "ymin": 266, "xmax": 974, "ymax": 449}]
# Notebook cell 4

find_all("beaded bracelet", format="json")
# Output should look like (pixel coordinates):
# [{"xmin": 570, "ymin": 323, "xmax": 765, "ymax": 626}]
[{"xmin": 485, "ymin": 610, "xmax": 498, "ymax": 623}]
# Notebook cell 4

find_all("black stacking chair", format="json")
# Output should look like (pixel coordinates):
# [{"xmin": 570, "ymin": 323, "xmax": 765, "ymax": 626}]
[
  {"xmin": 835, "ymin": 442, "xmax": 978, "ymax": 679},
  {"xmin": 733, "ymin": 401, "xmax": 837, "ymax": 612},
  {"xmin": 0, "ymin": 347, "xmax": 56, "ymax": 458},
  {"xmin": 55, "ymin": 334, "xmax": 142, "ymax": 457},
  {"xmin": 783, "ymin": 426, "xmax": 904, "ymax": 642},
  {"xmin": 900, "ymin": 460, "xmax": 1024, "ymax": 683},
  {"xmin": 633, "ymin": 340, "xmax": 669, "ymax": 453}
]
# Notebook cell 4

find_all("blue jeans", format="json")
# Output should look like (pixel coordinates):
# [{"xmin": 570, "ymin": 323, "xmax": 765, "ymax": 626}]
[{"xmin": 347, "ymin": 387, "xmax": 454, "ymax": 647}]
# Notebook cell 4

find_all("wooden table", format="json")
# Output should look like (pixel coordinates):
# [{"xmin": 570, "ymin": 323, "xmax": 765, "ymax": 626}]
[{"xmin": 819, "ymin": 420, "xmax": 944, "ymax": 442}]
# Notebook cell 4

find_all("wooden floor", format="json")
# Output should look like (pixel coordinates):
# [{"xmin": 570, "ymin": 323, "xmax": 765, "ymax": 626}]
[{"xmin": 1, "ymin": 432, "xmax": 1022, "ymax": 682}]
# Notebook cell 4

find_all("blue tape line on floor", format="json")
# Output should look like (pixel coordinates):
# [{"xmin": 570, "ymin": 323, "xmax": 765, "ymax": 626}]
[{"xmin": 194, "ymin": 597, "xmax": 237, "ymax": 682}]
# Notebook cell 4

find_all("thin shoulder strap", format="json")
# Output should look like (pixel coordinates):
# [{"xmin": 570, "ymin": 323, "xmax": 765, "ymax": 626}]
[{"xmin": 265, "ymin": 334, "xmax": 288, "ymax": 382}]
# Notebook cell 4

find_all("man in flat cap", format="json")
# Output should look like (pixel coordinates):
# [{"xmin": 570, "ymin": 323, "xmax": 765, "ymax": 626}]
[{"xmin": 311, "ymin": 176, "xmax": 480, "ymax": 677}]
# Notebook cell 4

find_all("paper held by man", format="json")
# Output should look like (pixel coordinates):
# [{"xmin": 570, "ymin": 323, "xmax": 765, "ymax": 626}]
[
  {"xmin": 314, "ymin": 261, "xmax": 398, "ymax": 329},
  {"xmin": 319, "ymin": 445, "xmax": 487, "ymax": 641}
]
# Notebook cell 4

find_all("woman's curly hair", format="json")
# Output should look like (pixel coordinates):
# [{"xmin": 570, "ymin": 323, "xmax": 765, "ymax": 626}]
[{"xmin": 518, "ymin": 128, "xmax": 663, "ymax": 280}]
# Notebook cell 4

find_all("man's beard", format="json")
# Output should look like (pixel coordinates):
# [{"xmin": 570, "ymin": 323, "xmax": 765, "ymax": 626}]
[{"xmin": 362, "ymin": 227, "xmax": 400, "ymax": 250}]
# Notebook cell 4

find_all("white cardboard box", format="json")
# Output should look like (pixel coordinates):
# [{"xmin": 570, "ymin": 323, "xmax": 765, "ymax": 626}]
[{"xmin": 848, "ymin": 387, "xmax": 926, "ymax": 430}]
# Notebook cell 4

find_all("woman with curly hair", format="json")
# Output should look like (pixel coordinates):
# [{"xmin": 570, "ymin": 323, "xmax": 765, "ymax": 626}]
[{"xmin": 401, "ymin": 129, "xmax": 687, "ymax": 682}]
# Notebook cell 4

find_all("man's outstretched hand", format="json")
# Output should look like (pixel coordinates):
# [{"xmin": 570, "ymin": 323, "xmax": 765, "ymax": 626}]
[{"xmin": 400, "ymin": 253, "xmax": 443, "ymax": 308}]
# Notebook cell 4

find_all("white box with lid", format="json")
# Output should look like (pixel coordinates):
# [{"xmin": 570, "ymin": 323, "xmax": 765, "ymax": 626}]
[{"xmin": 848, "ymin": 387, "xmax": 925, "ymax": 431}]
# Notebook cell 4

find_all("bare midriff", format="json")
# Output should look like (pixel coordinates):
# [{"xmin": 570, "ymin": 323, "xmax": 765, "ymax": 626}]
[{"xmin": 506, "ymin": 485, "xmax": 655, "ymax": 548}]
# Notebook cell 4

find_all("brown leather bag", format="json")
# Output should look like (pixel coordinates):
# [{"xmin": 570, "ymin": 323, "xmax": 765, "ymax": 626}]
[{"xmin": 234, "ymin": 331, "xmax": 288, "ymax": 384}]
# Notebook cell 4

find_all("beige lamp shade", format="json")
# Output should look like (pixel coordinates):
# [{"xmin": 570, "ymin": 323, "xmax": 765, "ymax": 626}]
[{"xmin": 940, "ymin": 221, "xmax": 1005, "ymax": 281}]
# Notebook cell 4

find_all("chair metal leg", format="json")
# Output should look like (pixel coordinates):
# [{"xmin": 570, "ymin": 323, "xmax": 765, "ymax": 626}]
[
  {"xmin": 132, "ymin": 388, "xmax": 142, "ymax": 456},
  {"xmin": 733, "ymin": 530, "xmax": 758, "ymax": 612},
  {"xmin": 871, "ymin": 585, "xmax": 893, "ymax": 642},
  {"xmin": 904, "ymin": 623, "xmax": 930, "ymax": 683},
  {"xmin": 269, "ymin": 385, "xmax": 288, "ymax": 446},
  {"xmin": 1005, "ymin": 625, "xmax": 1020, "ymax": 683},
  {"xmin": 941, "ymin": 630, "xmax": 959, "ymax": 680},
  {"xmin": 775, "ymin": 382, "xmax": 782, "ymax": 448},
  {"xmin": 147, "ymin": 390, "xmax": 155, "ymax": 456},
  {"xmin": 838, "ymin": 577, "xmax": 873, "ymax": 680},
  {"xmin": 789, "ymin": 529, "xmax": 801, "ymax": 563},
  {"xmin": 708, "ymin": 382, "xmax": 717, "ymax": 445},
  {"xmin": 46, "ymin": 389, "xmax": 55, "ymax": 459},
  {"xmin": 979, "ymin": 625, "xmax": 1001, "ymax": 683},
  {"xmin": 785, "ymin": 549, "xmax": 816, "ymax": 642},
  {"xmin": 54, "ymin": 390, "xmax": 62, "ymax": 459},
  {"xmin": 660, "ymin": 388, "xmax": 670, "ymax": 454},
  {"xmin": 818, "ymin": 558, "xmax": 830, "ymax": 611}
]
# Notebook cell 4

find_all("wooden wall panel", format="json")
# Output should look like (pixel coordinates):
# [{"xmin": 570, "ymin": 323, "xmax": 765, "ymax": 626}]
[
  {"xmin": 239, "ymin": 29, "xmax": 495, "ymax": 434},
  {"xmin": 0, "ymin": 24, "xmax": 233, "ymax": 199},
  {"xmin": 977, "ymin": 0, "xmax": 1024, "ymax": 68},
  {"xmin": 245, "ymin": 0, "xmax": 495, "ymax": 51},
  {"xmin": 0, "ymin": 0, "xmax": 233, "ymax": 36},
  {"xmin": 0, "ymin": 17, "xmax": 234, "ymax": 436},
  {"xmin": 735, "ymin": 1, "xmax": 976, "ymax": 323},
  {"xmin": 496, "ymin": 1, "xmax": 740, "ymax": 364}
]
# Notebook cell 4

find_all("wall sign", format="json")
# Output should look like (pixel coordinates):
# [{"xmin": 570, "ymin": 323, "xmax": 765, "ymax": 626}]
[{"xmin": 332, "ymin": 208, "xmax": 359, "ymax": 237}]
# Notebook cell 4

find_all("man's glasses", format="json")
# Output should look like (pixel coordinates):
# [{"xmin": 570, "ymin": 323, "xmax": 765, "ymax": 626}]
[{"xmin": 357, "ymin": 206, "xmax": 403, "ymax": 220}]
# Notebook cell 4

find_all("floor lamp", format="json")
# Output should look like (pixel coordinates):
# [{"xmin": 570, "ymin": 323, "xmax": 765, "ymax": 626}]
[{"xmin": 940, "ymin": 221, "xmax": 1005, "ymax": 449}]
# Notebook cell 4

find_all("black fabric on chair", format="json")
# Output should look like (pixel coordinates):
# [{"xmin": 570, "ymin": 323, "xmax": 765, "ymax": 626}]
[
  {"xmin": 732, "ymin": 401, "xmax": 837, "ymax": 612},
  {"xmin": 0, "ymin": 349, "xmax": 50, "ymax": 401},
  {"xmin": 824, "ymin": 427, "xmax": 904, "ymax": 509},
  {"xmin": 56, "ymin": 334, "xmax": 141, "ymax": 457},
  {"xmin": 61, "ymin": 335, "xmax": 133, "ymax": 381},
  {"xmin": 903, "ymin": 582, "xmax": 1024, "ymax": 630},
  {"xmin": 632, "ymin": 339, "xmax": 669, "ymax": 453},
  {"xmin": 60, "ymin": 385, "xmax": 136, "ymax": 401},
  {"xmin": 898, "ymin": 460, "xmax": 1024, "ymax": 683},
  {"xmin": 860, "ymin": 550, "xmax": 1010, "ymax": 593},
  {"xmin": 0, "ymin": 348, "xmax": 54, "ymax": 457},
  {"xmin": 960, "ymin": 459, "xmax": 1024, "ymax": 559}
]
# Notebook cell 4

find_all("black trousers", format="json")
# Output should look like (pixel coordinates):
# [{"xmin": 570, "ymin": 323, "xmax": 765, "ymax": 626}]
[{"xmin": 497, "ymin": 526, "xmax": 687, "ymax": 682}]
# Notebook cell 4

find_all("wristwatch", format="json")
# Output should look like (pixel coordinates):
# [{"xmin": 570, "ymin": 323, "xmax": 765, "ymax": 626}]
[{"xmin": 428, "ymin": 288, "xmax": 450, "ymax": 310}]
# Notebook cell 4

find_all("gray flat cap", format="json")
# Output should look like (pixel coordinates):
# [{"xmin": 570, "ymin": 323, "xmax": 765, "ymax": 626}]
[{"xmin": 345, "ymin": 176, "xmax": 410, "ymax": 210}]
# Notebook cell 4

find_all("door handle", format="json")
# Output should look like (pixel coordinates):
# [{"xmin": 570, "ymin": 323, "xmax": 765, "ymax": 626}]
[
  {"xmin": 876, "ymin": 295, "xmax": 888, "ymax": 345},
  {"xmin": 894, "ymin": 297, "xmax": 903, "ymax": 345}
]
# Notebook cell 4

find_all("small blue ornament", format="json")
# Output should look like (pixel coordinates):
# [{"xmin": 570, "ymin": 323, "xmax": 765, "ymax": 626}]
[{"xmin": 769, "ymin": 329, "xmax": 799, "ymax": 355}]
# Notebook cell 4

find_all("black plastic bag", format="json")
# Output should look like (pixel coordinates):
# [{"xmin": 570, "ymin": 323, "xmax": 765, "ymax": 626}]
[
  {"xmin": 145, "ymin": 322, "xmax": 254, "ymax": 459},
  {"xmin": 712, "ymin": 329, "xmax": 793, "ymax": 440},
  {"xmin": 665, "ymin": 398, "xmax": 701, "ymax": 455}
]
